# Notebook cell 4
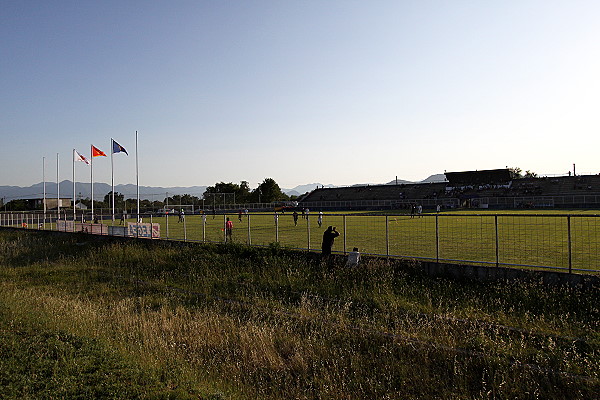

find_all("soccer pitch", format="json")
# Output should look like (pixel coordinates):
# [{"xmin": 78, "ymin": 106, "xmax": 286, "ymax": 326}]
[{"xmin": 125, "ymin": 209, "xmax": 600, "ymax": 273}]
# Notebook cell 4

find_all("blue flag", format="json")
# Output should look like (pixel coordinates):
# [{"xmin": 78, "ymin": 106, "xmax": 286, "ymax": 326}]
[{"xmin": 112, "ymin": 140, "xmax": 128, "ymax": 155}]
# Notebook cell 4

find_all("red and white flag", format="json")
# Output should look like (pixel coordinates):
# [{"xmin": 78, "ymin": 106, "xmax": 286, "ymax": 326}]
[{"xmin": 74, "ymin": 150, "xmax": 90, "ymax": 165}]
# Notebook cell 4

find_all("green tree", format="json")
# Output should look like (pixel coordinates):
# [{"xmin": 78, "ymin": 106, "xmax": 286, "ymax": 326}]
[
  {"xmin": 5, "ymin": 199, "xmax": 28, "ymax": 211},
  {"xmin": 181, "ymin": 194, "xmax": 201, "ymax": 206},
  {"xmin": 104, "ymin": 191, "xmax": 125, "ymax": 208},
  {"xmin": 203, "ymin": 182, "xmax": 241, "ymax": 204},
  {"xmin": 509, "ymin": 167, "xmax": 523, "ymax": 179},
  {"xmin": 524, "ymin": 170, "xmax": 538, "ymax": 178},
  {"xmin": 253, "ymin": 178, "xmax": 289, "ymax": 203},
  {"xmin": 237, "ymin": 181, "xmax": 251, "ymax": 203}
]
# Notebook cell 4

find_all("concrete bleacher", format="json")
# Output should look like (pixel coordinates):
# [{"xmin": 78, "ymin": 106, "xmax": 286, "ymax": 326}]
[
  {"xmin": 303, "ymin": 182, "xmax": 447, "ymax": 203},
  {"xmin": 299, "ymin": 175, "xmax": 600, "ymax": 210}
]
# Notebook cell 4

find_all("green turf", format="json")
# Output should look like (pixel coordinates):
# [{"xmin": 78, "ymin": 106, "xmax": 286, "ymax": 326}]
[
  {"xmin": 131, "ymin": 210, "xmax": 600, "ymax": 272},
  {"xmin": 4, "ymin": 209, "xmax": 600, "ymax": 271}
]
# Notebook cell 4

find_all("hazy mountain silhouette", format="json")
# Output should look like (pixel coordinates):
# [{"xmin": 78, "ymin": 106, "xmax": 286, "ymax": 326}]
[{"xmin": 0, "ymin": 175, "xmax": 446, "ymax": 202}]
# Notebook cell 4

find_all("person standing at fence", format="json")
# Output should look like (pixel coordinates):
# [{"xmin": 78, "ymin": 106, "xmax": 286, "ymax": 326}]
[
  {"xmin": 238, "ymin": 210, "xmax": 243, "ymax": 222},
  {"xmin": 179, "ymin": 209, "xmax": 185, "ymax": 223},
  {"xmin": 417, "ymin": 204, "xmax": 423, "ymax": 217},
  {"xmin": 317, "ymin": 211, "xmax": 323, "ymax": 227},
  {"xmin": 225, "ymin": 217, "xmax": 233, "ymax": 242},
  {"xmin": 293, "ymin": 211, "xmax": 299, "ymax": 226},
  {"xmin": 321, "ymin": 226, "xmax": 340, "ymax": 257},
  {"xmin": 120, "ymin": 214, "xmax": 125, "ymax": 225}
]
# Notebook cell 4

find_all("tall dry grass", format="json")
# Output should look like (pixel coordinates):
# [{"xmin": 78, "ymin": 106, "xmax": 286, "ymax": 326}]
[{"xmin": 0, "ymin": 230, "xmax": 598, "ymax": 399}]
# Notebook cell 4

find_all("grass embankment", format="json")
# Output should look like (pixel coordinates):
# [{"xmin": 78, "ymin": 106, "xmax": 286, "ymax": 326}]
[{"xmin": 0, "ymin": 230, "xmax": 598, "ymax": 399}]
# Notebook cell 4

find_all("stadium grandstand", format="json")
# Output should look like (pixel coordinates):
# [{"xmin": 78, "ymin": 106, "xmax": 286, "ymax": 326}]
[{"xmin": 298, "ymin": 169, "xmax": 600, "ymax": 211}]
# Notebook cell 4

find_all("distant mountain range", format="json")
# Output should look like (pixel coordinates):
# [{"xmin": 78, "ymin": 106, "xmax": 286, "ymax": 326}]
[
  {"xmin": 387, "ymin": 173, "xmax": 447, "ymax": 184},
  {"xmin": 0, "ymin": 182, "xmax": 209, "ymax": 202},
  {"xmin": 0, "ymin": 175, "xmax": 447, "ymax": 202}
]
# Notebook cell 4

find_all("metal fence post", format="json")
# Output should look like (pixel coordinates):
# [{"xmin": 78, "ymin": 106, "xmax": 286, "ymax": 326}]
[
  {"xmin": 385, "ymin": 215, "xmax": 389, "ymax": 257},
  {"xmin": 223, "ymin": 214, "xmax": 227, "ymax": 242},
  {"xmin": 275, "ymin": 213, "xmax": 279, "ymax": 242},
  {"xmin": 495, "ymin": 215, "xmax": 499, "ymax": 267},
  {"xmin": 183, "ymin": 214, "xmax": 187, "ymax": 242},
  {"xmin": 343, "ymin": 215, "xmax": 347, "ymax": 254},
  {"xmin": 436, "ymin": 214, "xmax": 439, "ymax": 263},
  {"xmin": 307, "ymin": 214, "xmax": 311, "ymax": 251},
  {"xmin": 166, "ymin": 213, "xmax": 169, "ymax": 240},
  {"xmin": 567, "ymin": 215, "xmax": 572, "ymax": 274},
  {"xmin": 247, "ymin": 214, "xmax": 251, "ymax": 245}
]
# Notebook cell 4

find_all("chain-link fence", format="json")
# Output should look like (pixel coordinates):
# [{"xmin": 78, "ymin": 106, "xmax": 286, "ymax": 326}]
[{"xmin": 2, "ymin": 211, "xmax": 599, "ymax": 273}]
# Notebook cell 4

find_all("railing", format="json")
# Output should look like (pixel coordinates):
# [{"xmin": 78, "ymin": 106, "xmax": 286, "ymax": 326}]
[
  {"xmin": 2, "ymin": 211, "xmax": 599, "ymax": 274},
  {"xmin": 299, "ymin": 194, "xmax": 600, "ymax": 209}
]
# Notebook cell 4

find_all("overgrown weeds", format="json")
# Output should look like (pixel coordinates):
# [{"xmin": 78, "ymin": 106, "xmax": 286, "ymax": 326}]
[{"xmin": 0, "ymin": 230, "xmax": 598, "ymax": 399}]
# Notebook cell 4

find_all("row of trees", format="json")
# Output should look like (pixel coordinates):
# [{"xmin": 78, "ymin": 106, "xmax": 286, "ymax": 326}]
[
  {"xmin": 1, "ymin": 178, "xmax": 293, "ymax": 211},
  {"xmin": 202, "ymin": 178, "xmax": 293, "ymax": 205},
  {"xmin": 509, "ymin": 167, "xmax": 538, "ymax": 179},
  {"xmin": 95, "ymin": 178, "xmax": 293, "ymax": 210}
]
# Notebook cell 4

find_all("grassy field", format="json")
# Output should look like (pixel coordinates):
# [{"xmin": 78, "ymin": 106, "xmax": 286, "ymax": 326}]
[
  {"xmin": 0, "ymin": 229, "xmax": 598, "ymax": 399},
  {"xmin": 121, "ymin": 209, "xmax": 600, "ymax": 272},
  {"xmin": 6, "ymin": 209, "xmax": 600, "ymax": 272}
]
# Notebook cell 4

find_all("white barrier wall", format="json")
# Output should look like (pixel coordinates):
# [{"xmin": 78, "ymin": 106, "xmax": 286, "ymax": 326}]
[{"xmin": 126, "ymin": 222, "xmax": 160, "ymax": 239}]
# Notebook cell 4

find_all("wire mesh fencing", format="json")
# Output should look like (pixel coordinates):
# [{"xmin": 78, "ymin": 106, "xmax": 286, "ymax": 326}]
[{"xmin": 2, "ymin": 211, "xmax": 600, "ymax": 273}]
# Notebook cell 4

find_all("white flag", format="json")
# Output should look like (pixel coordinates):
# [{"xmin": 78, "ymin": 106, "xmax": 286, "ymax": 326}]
[{"xmin": 75, "ymin": 150, "xmax": 90, "ymax": 165}]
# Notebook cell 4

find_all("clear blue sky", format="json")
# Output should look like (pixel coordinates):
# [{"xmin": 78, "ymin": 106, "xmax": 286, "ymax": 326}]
[{"xmin": 2, "ymin": 1, "xmax": 599, "ymax": 189}]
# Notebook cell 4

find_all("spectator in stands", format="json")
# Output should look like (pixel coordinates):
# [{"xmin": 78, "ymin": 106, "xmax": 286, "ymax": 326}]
[
  {"xmin": 321, "ymin": 226, "xmax": 340, "ymax": 257},
  {"xmin": 346, "ymin": 247, "xmax": 360, "ymax": 267}
]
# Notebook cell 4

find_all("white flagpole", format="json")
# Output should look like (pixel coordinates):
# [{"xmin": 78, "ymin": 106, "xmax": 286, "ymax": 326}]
[
  {"xmin": 111, "ymin": 138, "xmax": 115, "ymax": 222},
  {"xmin": 43, "ymin": 157, "xmax": 46, "ymax": 227},
  {"xmin": 73, "ymin": 149, "xmax": 76, "ymax": 221},
  {"xmin": 56, "ymin": 153, "xmax": 60, "ymax": 220},
  {"xmin": 91, "ymin": 144, "xmax": 94, "ymax": 220},
  {"xmin": 136, "ymin": 131, "xmax": 139, "ymax": 222}
]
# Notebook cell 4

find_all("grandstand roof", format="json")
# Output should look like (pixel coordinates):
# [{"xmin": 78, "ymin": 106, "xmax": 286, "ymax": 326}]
[{"xmin": 445, "ymin": 169, "xmax": 512, "ymax": 185}]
